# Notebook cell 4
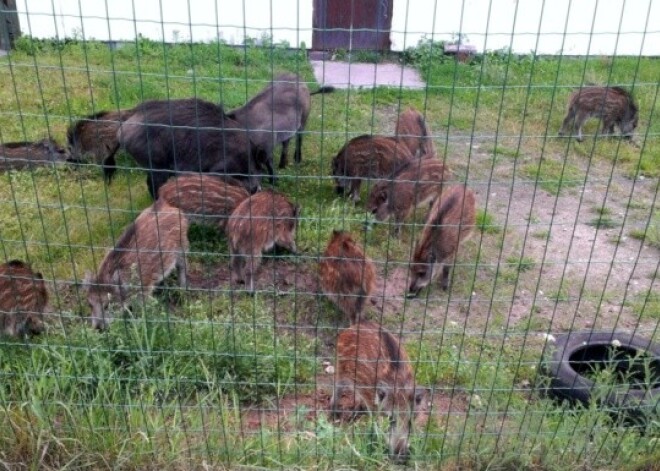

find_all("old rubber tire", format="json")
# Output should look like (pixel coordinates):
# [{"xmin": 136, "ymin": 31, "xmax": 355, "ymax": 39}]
[{"xmin": 543, "ymin": 331, "xmax": 660, "ymax": 411}]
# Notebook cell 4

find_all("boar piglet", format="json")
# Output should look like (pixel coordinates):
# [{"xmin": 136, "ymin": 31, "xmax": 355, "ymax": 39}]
[
  {"xmin": 67, "ymin": 109, "xmax": 134, "ymax": 165},
  {"xmin": 559, "ymin": 86, "xmax": 638, "ymax": 142},
  {"xmin": 332, "ymin": 321, "xmax": 426, "ymax": 464},
  {"xmin": 84, "ymin": 200, "xmax": 189, "ymax": 330},
  {"xmin": 0, "ymin": 139, "xmax": 68, "ymax": 172},
  {"xmin": 118, "ymin": 98, "xmax": 263, "ymax": 198},
  {"xmin": 228, "ymin": 73, "xmax": 334, "ymax": 175},
  {"xmin": 158, "ymin": 173, "xmax": 250, "ymax": 232},
  {"xmin": 408, "ymin": 185, "xmax": 476, "ymax": 297},
  {"xmin": 332, "ymin": 135, "xmax": 413, "ymax": 202},
  {"xmin": 226, "ymin": 190, "xmax": 300, "ymax": 293},
  {"xmin": 367, "ymin": 159, "xmax": 451, "ymax": 235},
  {"xmin": 0, "ymin": 260, "xmax": 49, "ymax": 337},
  {"xmin": 318, "ymin": 230, "xmax": 376, "ymax": 323},
  {"xmin": 395, "ymin": 107, "xmax": 437, "ymax": 158}
]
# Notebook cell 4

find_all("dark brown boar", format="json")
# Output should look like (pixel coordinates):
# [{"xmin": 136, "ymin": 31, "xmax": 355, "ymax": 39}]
[
  {"xmin": 66, "ymin": 109, "xmax": 134, "ymax": 164},
  {"xmin": 332, "ymin": 321, "xmax": 426, "ymax": 464},
  {"xmin": 408, "ymin": 185, "xmax": 476, "ymax": 296},
  {"xmin": 228, "ymin": 73, "xmax": 334, "ymax": 172},
  {"xmin": 559, "ymin": 86, "xmax": 638, "ymax": 142},
  {"xmin": 157, "ymin": 173, "xmax": 250, "ymax": 232},
  {"xmin": 84, "ymin": 200, "xmax": 189, "ymax": 330},
  {"xmin": 226, "ymin": 190, "xmax": 300, "ymax": 293},
  {"xmin": 366, "ymin": 159, "xmax": 451, "ymax": 235},
  {"xmin": 117, "ymin": 98, "xmax": 264, "ymax": 198},
  {"xmin": 0, "ymin": 260, "xmax": 49, "ymax": 337},
  {"xmin": 331, "ymin": 135, "xmax": 413, "ymax": 202},
  {"xmin": 318, "ymin": 230, "xmax": 376, "ymax": 323},
  {"xmin": 395, "ymin": 107, "xmax": 436, "ymax": 158},
  {"xmin": 0, "ymin": 139, "xmax": 68, "ymax": 171}
]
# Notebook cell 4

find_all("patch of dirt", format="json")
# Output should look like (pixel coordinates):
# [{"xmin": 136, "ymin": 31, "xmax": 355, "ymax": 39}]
[{"xmin": 240, "ymin": 372, "xmax": 469, "ymax": 434}]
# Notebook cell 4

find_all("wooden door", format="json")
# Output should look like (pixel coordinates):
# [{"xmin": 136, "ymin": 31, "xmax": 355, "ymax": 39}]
[{"xmin": 312, "ymin": 0, "xmax": 393, "ymax": 51}]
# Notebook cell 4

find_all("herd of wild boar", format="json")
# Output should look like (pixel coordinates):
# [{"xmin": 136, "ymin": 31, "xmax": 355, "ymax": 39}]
[{"xmin": 0, "ymin": 76, "xmax": 640, "ymax": 462}]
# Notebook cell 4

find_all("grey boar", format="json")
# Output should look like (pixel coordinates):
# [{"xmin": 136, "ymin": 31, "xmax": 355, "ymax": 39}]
[
  {"xmin": 559, "ymin": 86, "xmax": 638, "ymax": 142},
  {"xmin": 395, "ymin": 107, "xmax": 436, "ymax": 158},
  {"xmin": 407, "ymin": 185, "xmax": 476, "ymax": 296},
  {"xmin": 227, "ymin": 73, "xmax": 334, "ymax": 174},
  {"xmin": 0, "ymin": 139, "xmax": 68, "ymax": 171},
  {"xmin": 117, "ymin": 98, "xmax": 264, "ymax": 198},
  {"xmin": 318, "ymin": 230, "xmax": 376, "ymax": 323},
  {"xmin": 66, "ymin": 109, "xmax": 134, "ymax": 165},
  {"xmin": 332, "ymin": 135, "xmax": 413, "ymax": 202},
  {"xmin": 226, "ymin": 190, "xmax": 300, "ymax": 293},
  {"xmin": 157, "ymin": 173, "xmax": 249, "ymax": 232},
  {"xmin": 332, "ymin": 321, "xmax": 426, "ymax": 464},
  {"xmin": 84, "ymin": 200, "xmax": 189, "ymax": 330},
  {"xmin": 0, "ymin": 260, "xmax": 49, "ymax": 337},
  {"xmin": 366, "ymin": 159, "xmax": 451, "ymax": 235}
]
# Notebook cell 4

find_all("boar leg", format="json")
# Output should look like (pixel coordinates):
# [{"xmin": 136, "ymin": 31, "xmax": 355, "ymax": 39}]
[
  {"xmin": 176, "ymin": 254, "xmax": 187, "ymax": 289},
  {"xmin": 230, "ymin": 253, "xmax": 246, "ymax": 285},
  {"xmin": 330, "ymin": 379, "xmax": 353, "ymax": 420},
  {"xmin": 574, "ymin": 111, "xmax": 589, "ymax": 142},
  {"xmin": 245, "ymin": 253, "xmax": 261, "ymax": 294},
  {"xmin": 441, "ymin": 265, "xmax": 452, "ymax": 291},
  {"xmin": 279, "ymin": 139, "xmax": 290, "ymax": 169},
  {"xmin": 349, "ymin": 179, "xmax": 361, "ymax": 202},
  {"xmin": 559, "ymin": 109, "xmax": 576, "ymax": 137},
  {"xmin": 294, "ymin": 132, "xmax": 303, "ymax": 164}
]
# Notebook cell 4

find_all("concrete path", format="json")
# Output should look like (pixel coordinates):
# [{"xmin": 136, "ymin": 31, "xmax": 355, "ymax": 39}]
[{"xmin": 310, "ymin": 60, "xmax": 426, "ymax": 90}]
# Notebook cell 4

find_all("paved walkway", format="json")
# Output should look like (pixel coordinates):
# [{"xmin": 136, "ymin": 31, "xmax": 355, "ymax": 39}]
[{"xmin": 310, "ymin": 60, "xmax": 426, "ymax": 90}]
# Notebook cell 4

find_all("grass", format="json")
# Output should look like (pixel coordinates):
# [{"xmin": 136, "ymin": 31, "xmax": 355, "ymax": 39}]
[{"xmin": 0, "ymin": 36, "xmax": 658, "ymax": 469}]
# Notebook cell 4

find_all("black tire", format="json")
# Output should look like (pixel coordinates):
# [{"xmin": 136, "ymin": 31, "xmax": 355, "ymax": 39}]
[{"xmin": 542, "ymin": 331, "xmax": 660, "ymax": 411}]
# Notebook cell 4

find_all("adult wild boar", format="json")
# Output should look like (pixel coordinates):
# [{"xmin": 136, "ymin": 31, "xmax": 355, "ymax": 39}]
[
  {"xmin": 227, "ymin": 73, "xmax": 334, "ymax": 176},
  {"xmin": 117, "ymin": 98, "xmax": 264, "ymax": 198}
]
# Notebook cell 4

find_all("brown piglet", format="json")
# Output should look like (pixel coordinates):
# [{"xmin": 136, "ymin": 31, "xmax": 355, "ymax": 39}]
[
  {"xmin": 84, "ymin": 200, "xmax": 189, "ymax": 330},
  {"xmin": 318, "ymin": 230, "xmax": 376, "ymax": 323},
  {"xmin": 157, "ymin": 173, "xmax": 250, "ymax": 232},
  {"xmin": 331, "ymin": 135, "xmax": 413, "ymax": 202},
  {"xmin": 395, "ymin": 107, "xmax": 436, "ymax": 158},
  {"xmin": 408, "ymin": 185, "xmax": 476, "ymax": 296},
  {"xmin": 67, "ymin": 109, "xmax": 134, "ymax": 164},
  {"xmin": 559, "ymin": 86, "xmax": 638, "ymax": 142},
  {"xmin": 366, "ymin": 159, "xmax": 451, "ymax": 235},
  {"xmin": 0, "ymin": 260, "xmax": 49, "ymax": 337},
  {"xmin": 332, "ymin": 321, "xmax": 426, "ymax": 464},
  {"xmin": 226, "ymin": 190, "xmax": 300, "ymax": 293}
]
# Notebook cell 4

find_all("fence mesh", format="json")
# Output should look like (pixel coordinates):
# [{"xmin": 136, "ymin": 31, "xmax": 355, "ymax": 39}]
[{"xmin": 0, "ymin": 1, "xmax": 658, "ymax": 469}]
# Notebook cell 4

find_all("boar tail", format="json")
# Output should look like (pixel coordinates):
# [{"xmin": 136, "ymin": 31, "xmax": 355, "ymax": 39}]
[{"xmin": 311, "ymin": 86, "xmax": 335, "ymax": 95}]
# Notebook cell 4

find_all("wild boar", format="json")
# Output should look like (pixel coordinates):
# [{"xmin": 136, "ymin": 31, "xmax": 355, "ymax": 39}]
[
  {"xmin": 227, "ymin": 73, "xmax": 334, "ymax": 173},
  {"xmin": 407, "ymin": 185, "xmax": 476, "ymax": 297},
  {"xmin": 66, "ymin": 109, "xmax": 134, "ymax": 165},
  {"xmin": 318, "ymin": 230, "xmax": 376, "ymax": 323},
  {"xmin": 395, "ymin": 107, "xmax": 436, "ymax": 158},
  {"xmin": 559, "ymin": 86, "xmax": 638, "ymax": 142},
  {"xmin": 366, "ymin": 159, "xmax": 451, "ymax": 235},
  {"xmin": 332, "ymin": 321, "xmax": 426, "ymax": 464},
  {"xmin": 331, "ymin": 135, "xmax": 413, "ymax": 202},
  {"xmin": 84, "ymin": 200, "xmax": 189, "ymax": 330},
  {"xmin": 226, "ymin": 190, "xmax": 300, "ymax": 293},
  {"xmin": 117, "ymin": 98, "xmax": 264, "ymax": 198},
  {"xmin": 0, "ymin": 139, "xmax": 68, "ymax": 171},
  {"xmin": 157, "ymin": 173, "xmax": 250, "ymax": 232},
  {"xmin": 0, "ymin": 260, "xmax": 49, "ymax": 337}
]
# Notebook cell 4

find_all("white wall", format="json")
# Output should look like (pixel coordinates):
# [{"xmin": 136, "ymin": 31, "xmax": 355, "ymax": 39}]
[
  {"xmin": 16, "ymin": 0, "xmax": 660, "ymax": 56},
  {"xmin": 391, "ymin": 0, "xmax": 660, "ymax": 55}
]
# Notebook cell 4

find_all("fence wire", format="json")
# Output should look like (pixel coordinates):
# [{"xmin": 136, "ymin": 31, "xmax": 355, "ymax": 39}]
[{"xmin": 0, "ymin": 1, "xmax": 658, "ymax": 469}]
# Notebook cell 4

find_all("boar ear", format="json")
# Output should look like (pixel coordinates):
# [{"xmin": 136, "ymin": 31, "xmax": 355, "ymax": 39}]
[
  {"xmin": 414, "ymin": 387, "xmax": 427, "ymax": 406},
  {"xmin": 375, "ymin": 383, "xmax": 389, "ymax": 406},
  {"xmin": 111, "ymin": 272, "xmax": 126, "ymax": 297}
]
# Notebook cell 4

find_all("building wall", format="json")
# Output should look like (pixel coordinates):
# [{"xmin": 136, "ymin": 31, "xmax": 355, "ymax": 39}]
[{"xmin": 15, "ymin": 0, "xmax": 660, "ymax": 55}]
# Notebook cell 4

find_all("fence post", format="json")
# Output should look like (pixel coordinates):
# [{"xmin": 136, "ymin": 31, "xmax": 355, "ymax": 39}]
[{"xmin": 0, "ymin": 0, "xmax": 21, "ymax": 51}]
